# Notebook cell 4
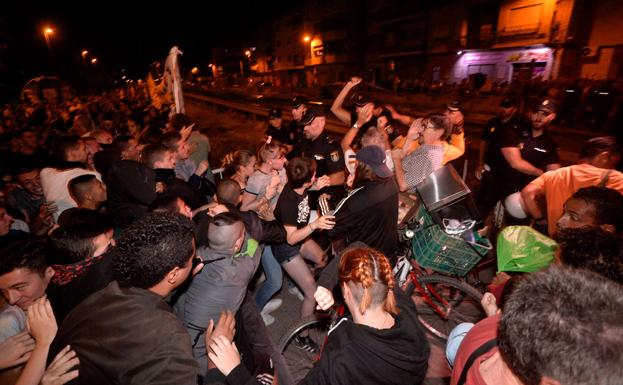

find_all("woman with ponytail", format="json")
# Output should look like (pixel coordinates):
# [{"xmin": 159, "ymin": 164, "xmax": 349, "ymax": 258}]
[
  {"xmin": 221, "ymin": 149, "xmax": 257, "ymax": 190},
  {"xmin": 208, "ymin": 247, "xmax": 431, "ymax": 385}
]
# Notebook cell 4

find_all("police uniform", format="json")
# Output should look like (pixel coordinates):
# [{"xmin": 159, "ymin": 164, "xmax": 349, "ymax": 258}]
[
  {"xmin": 265, "ymin": 108, "xmax": 292, "ymax": 145},
  {"xmin": 477, "ymin": 103, "xmax": 531, "ymax": 214},
  {"xmin": 286, "ymin": 119, "xmax": 304, "ymax": 147},
  {"xmin": 299, "ymin": 133, "xmax": 345, "ymax": 180},
  {"xmin": 514, "ymin": 126, "xmax": 559, "ymax": 188},
  {"xmin": 292, "ymin": 108, "xmax": 346, "ymax": 205},
  {"xmin": 482, "ymin": 114, "xmax": 530, "ymax": 173},
  {"xmin": 477, "ymin": 100, "xmax": 559, "ymax": 214},
  {"xmin": 285, "ymin": 96, "xmax": 308, "ymax": 149}
]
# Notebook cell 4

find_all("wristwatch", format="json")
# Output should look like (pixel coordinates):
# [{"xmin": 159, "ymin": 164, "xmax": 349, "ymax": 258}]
[{"xmin": 352, "ymin": 123, "xmax": 360, "ymax": 129}]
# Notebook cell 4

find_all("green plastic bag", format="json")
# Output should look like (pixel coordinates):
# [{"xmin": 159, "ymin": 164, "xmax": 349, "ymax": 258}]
[{"xmin": 497, "ymin": 226, "xmax": 557, "ymax": 273}]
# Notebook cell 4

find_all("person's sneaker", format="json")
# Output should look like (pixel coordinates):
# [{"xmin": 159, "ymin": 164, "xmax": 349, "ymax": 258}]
[
  {"xmin": 292, "ymin": 334, "xmax": 319, "ymax": 355},
  {"xmin": 262, "ymin": 298, "xmax": 283, "ymax": 314},
  {"xmin": 288, "ymin": 285, "xmax": 305, "ymax": 301},
  {"xmin": 261, "ymin": 312, "xmax": 275, "ymax": 326}
]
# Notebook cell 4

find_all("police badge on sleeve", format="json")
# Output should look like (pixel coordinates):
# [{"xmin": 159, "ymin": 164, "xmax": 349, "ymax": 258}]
[{"xmin": 330, "ymin": 151, "xmax": 340, "ymax": 162}]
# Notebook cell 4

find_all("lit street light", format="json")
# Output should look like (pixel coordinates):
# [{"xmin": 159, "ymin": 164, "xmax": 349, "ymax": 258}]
[
  {"xmin": 91, "ymin": 58, "xmax": 98, "ymax": 65},
  {"xmin": 303, "ymin": 35, "xmax": 311, "ymax": 43},
  {"xmin": 43, "ymin": 27, "xmax": 54, "ymax": 53},
  {"xmin": 244, "ymin": 50, "xmax": 251, "ymax": 57}
]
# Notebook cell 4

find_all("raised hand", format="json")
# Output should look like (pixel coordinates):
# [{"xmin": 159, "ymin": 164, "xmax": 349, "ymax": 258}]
[
  {"xmin": 406, "ymin": 118, "xmax": 424, "ymax": 141},
  {"xmin": 356, "ymin": 103, "xmax": 373, "ymax": 126},
  {"xmin": 348, "ymin": 77, "xmax": 363, "ymax": 87},
  {"xmin": 41, "ymin": 345, "xmax": 80, "ymax": 385},
  {"xmin": 179, "ymin": 123, "xmax": 195, "ymax": 142}
]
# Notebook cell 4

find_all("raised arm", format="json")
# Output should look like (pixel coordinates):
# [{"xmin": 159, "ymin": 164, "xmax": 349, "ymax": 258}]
[
  {"xmin": 340, "ymin": 104, "xmax": 373, "ymax": 152},
  {"xmin": 331, "ymin": 77, "xmax": 361, "ymax": 125},
  {"xmin": 444, "ymin": 131, "xmax": 465, "ymax": 163},
  {"xmin": 386, "ymin": 105, "xmax": 415, "ymax": 126},
  {"xmin": 391, "ymin": 149, "xmax": 409, "ymax": 192}
]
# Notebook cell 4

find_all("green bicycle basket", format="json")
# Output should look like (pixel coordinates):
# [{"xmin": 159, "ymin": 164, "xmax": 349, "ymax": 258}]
[{"xmin": 411, "ymin": 223, "xmax": 492, "ymax": 276}]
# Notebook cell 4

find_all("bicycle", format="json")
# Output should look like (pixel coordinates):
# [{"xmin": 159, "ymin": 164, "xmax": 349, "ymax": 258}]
[
  {"xmin": 278, "ymin": 200, "xmax": 489, "ymax": 380},
  {"xmin": 277, "ymin": 267, "xmax": 484, "ymax": 382},
  {"xmin": 393, "ymin": 199, "xmax": 489, "ymax": 340}
]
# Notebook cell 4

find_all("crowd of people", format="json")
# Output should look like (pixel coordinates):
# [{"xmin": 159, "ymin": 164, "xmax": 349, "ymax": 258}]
[{"xmin": 0, "ymin": 74, "xmax": 622, "ymax": 385}]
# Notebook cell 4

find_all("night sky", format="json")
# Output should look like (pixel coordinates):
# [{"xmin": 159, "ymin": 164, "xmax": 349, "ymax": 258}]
[{"xmin": 1, "ymin": 1, "xmax": 295, "ymax": 99}]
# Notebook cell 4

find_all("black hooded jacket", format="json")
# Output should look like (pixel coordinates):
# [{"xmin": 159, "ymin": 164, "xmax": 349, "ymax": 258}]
[{"xmin": 214, "ymin": 287, "xmax": 430, "ymax": 385}]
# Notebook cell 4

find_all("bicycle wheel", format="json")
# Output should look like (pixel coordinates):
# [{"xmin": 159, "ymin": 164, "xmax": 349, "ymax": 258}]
[
  {"xmin": 406, "ymin": 274, "xmax": 485, "ymax": 341},
  {"xmin": 278, "ymin": 313, "xmax": 332, "ymax": 383}
]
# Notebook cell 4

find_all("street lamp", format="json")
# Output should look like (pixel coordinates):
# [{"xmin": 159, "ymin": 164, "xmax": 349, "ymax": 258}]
[
  {"xmin": 43, "ymin": 27, "xmax": 54, "ymax": 52},
  {"xmin": 303, "ymin": 35, "xmax": 311, "ymax": 43},
  {"xmin": 244, "ymin": 50, "xmax": 251, "ymax": 58},
  {"xmin": 91, "ymin": 58, "xmax": 98, "ymax": 65}
]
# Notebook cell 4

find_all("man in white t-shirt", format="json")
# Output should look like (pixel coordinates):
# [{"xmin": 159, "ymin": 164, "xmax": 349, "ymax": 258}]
[{"xmin": 40, "ymin": 137, "xmax": 101, "ymax": 221}]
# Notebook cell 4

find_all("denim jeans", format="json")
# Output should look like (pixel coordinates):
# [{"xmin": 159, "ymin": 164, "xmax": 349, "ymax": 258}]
[{"xmin": 254, "ymin": 246, "xmax": 283, "ymax": 309}]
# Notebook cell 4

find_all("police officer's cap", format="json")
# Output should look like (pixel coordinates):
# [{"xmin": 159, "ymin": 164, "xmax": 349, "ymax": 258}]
[
  {"xmin": 300, "ymin": 107, "xmax": 326, "ymax": 126},
  {"xmin": 268, "ymin": 108, "xmax": 281, "ymax": 120},
  {"xmin": 291, "ymin": 96, "xmax": 308, "ymax": 108},
  {"xmin": 536, "ymin": 99, "xmax": 557, "ymax": 115},
  {"xmin": 352, "ymin": 92, "xmax": 371, "ymax": 107},
  {"xmin": 446, "ymin": 100, "xmax": 461, "ymax": 111},
  {"xmin": 499, "ymin": 97, "xmax": 518, "ymax": 108}
]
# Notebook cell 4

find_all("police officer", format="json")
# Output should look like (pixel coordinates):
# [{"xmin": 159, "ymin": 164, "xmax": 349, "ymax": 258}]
[
  {"xmin": 291, "ymin": 107, "xmax": 346, "ymax": 205},
  {"xmin": 515, "ymin": 99, "xmax": 561, "ymax": 187},
  {"xmin": 265, "ymin": 108, "xmax": 292, "ymax": 149},
  {"xmin": 287, "ymin": 95, "xmax": 308, "ymax": 148},
  {"xmin": 477, "ymin": 97, "xmax": 528, "ymax": 180},
  {"xmin": 476, "ymin": 98, "xmax": 560, "ymax": 216}
]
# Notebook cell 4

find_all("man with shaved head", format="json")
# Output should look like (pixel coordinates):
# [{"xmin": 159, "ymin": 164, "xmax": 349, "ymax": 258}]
[
  {"xmin": 173, "ymin": 212, "xmax": 262, "ymax": 376},
  {"xmin": 67, "ymin": 174, "xmax": 107, "ymax": 211}
]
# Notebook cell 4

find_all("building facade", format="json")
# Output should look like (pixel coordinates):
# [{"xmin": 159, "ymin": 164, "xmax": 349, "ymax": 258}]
[{"xmin": 246, "ymin": 0, "xmax": 622, "ymax": 88}]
